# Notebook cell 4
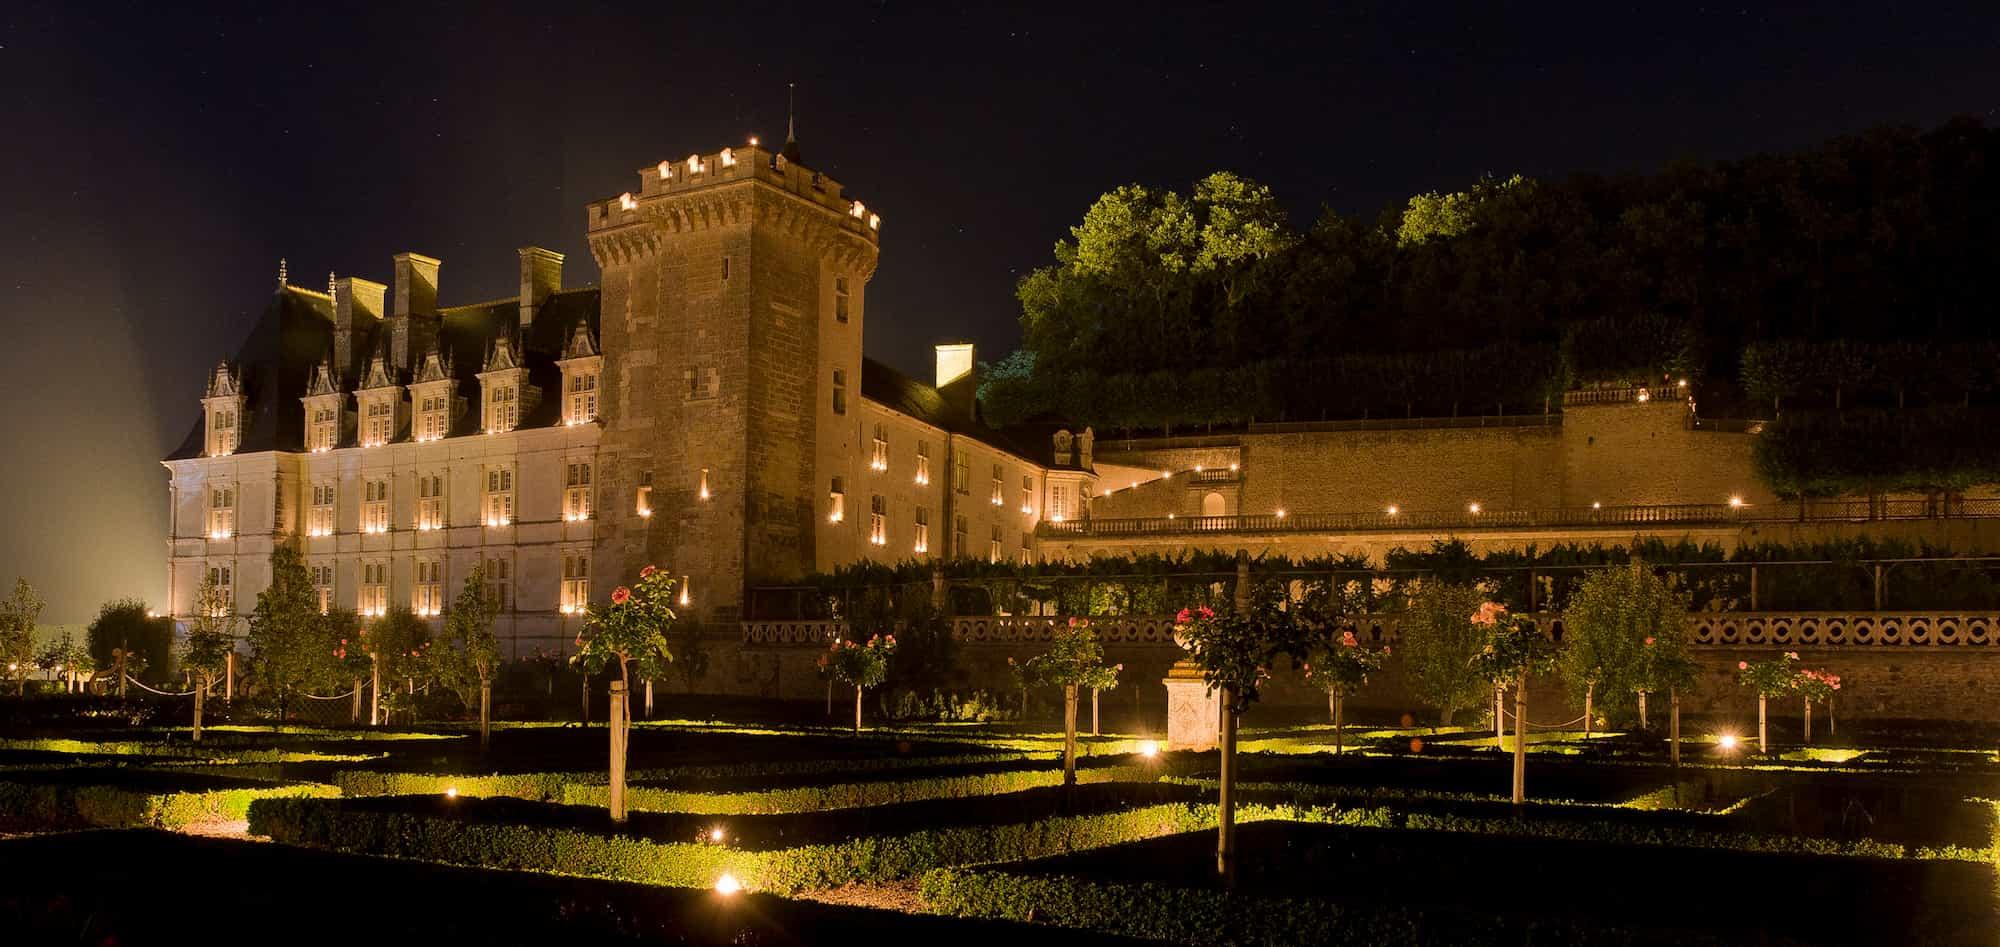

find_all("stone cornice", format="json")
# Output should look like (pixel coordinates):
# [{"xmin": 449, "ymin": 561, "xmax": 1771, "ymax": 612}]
[{"xmin": 587, "ymin": 179, "xmax": 880, "ymax": 278}]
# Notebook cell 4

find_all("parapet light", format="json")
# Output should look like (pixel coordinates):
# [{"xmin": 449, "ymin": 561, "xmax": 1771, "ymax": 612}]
[
  {"xmin": 1229, "ymin": 463, "xmax": 1239, "ymax": 472},
  {"xmin": 720, "ymin": 148, "xmax": 736, "ymax": 167},
  {"xmin": 1275, "ymin": 508, "xmax": 1287, "ymax": 519},
  {"xmin": 619, "ymin": 192, "xmax": 637, "ymax": 211},
  {"xmin": 1385, "ymin": 505, "xmax": 1399, "ymax": 515},
  {"xmin": 850, "ymin": 200, "xmax": 866, "ymax": 219},
  {"xmin": 1592, "ymin": 501, "xmax": 1602, "ymax": 510},
  {"xmin": 1728, "ymin": 496, "xmax": 1746, "ymax": 509},
  {"xmin": 869, "ymin": 214, "xmax": 881, "ymax": 231},
  {"xmin": 1467, "ymin": 503, "xmax": 1482, "ymax": 514},
  {"xmin": 658, "ymin": 161, "xmax": 673, "ymax": 181},
  {"xmin": 748, "ymin": 135, "xmax": 759, "ymax": 146}
]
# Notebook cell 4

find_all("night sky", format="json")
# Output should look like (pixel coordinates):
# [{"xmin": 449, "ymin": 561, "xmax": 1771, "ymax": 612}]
[{"xmin": 3, "ymin": 2, "xmax": 1996, "ymax": 622}]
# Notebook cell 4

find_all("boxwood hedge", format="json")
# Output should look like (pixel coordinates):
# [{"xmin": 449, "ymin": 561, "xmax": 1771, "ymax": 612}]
[
  {"xmin": 0, "ymin": 776, "xmax": 337, "ymax": 830},
  {"xmin": 559, "ymin": 763, "xmax": 1160, "ymax": 814},
  {"xmin": 330, "ymin": 750, "xmax": 1031, "ymax": 801}
]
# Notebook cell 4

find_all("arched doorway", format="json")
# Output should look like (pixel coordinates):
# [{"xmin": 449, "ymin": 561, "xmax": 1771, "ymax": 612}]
[{"xmin": 1201, "ymin": 492, "xmax": 1226, "ymax": 516}]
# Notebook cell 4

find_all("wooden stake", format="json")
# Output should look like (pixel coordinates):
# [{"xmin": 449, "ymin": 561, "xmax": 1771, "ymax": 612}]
[{"xmin": 608, "ymin": 680, "xmax": 628, "ymax": 822}]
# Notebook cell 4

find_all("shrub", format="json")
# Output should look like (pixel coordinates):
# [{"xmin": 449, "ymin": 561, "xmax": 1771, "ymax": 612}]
[
  {"xmin": 329, "ymin": 751, "xmax": 1033, "ymax": 801},
  {"xmin": 560, "ymin": 763, "xmax": 1157, "ymax": 814},
  {"xmin": 0, "ymin": 776, "xmax": 336, "ymax": 829}
]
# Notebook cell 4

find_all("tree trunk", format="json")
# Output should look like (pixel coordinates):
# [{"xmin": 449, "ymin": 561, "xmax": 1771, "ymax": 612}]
[
  {"xmin": 1803, "ymin": 696, "xmax": 1812, "ymax": 745},
  {"xmin": 825, "ymin": 678, "xmax": 832, "ymax": 716},
  {"xmin": 1512, "ymin": 675, "xmax": 1527, "ymax": 806},
  {"xmin": 1584, "ymin": 681, "xmax": 1594, "ymax": 740},
  {"xmin": 1638, "ymin": 691, "xmax": 1648, "ymax": 730},
  {"xmin": 225, "ymin": 652, "xmax": 234, "ymax": 703},
  {"xmin": 193, "ymin": 678, "xmax": 205, "ymax": 743},
  {"xmin": 370, "ymin": 655, "xmax": 381, "ymax": 727},
  {"xmin": 854, "ymin": 685, "xmax": 864, "ymax": 734},
  {"xmin": 581, "ymin": 676, "xmax": 591, "ymax": 725},
  {"xmin": 1092, "ymin": 687, "xmax": 1100, "ymax": 737},
  {"xmin": 1333, "ymin": 689, "xmax": 1345, "ymax": 755},
  {"xmin": 1829, "ymin": 695, "xmax": 1836, "ymax": 735},
  {"xmin": 350, "ymin": 679, "xmax": 362, "ymax": 724},
  {"xmin": 1494, "ymin": 683, "xmax": 1505, "ymax": 750},
  {"xmin": 479, "ymin": 677, "xmax": 492, "ymax": 752},
  {"xmin": 608, "ymin": 679, "xmax": 628, "ymax": 822},
  {"xmin": 1216, "ymin": 686, "xmax": 1238, "ymax": 888},
  {"xmin": 1063, "ymin": 684, "xmax": 1079, "ymax": 786},
  {"xmin": 1758, "ymin": 695, "xmax": 1768, "ymax": 754},
  {"xmin": 1669, "ymin": 688, "xmax": 1681, "ymax": 772},
  {"xmin": 644, "ymin": 679, "xmax": 654, "ymax": 720}
]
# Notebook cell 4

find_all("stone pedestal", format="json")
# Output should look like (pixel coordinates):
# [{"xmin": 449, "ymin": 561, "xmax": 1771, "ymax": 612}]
[{"xmin": 1164, "ymin": 660, "xmax": 1219, "ymax": 751}]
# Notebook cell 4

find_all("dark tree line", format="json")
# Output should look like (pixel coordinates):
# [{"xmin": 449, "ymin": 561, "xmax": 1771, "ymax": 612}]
[{"xmin": 983, "ymin": 120, "xmax": 2000, "ymax": 432}]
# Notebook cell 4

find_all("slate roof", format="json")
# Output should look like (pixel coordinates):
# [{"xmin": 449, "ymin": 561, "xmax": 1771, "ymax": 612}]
[
  {"xmin": 860, "ymin": 357, "xmax": 1048, "ymax": 466},
  {"xmin": 166, "ymin": 285, "xmax": 601, "ymax": 461}
]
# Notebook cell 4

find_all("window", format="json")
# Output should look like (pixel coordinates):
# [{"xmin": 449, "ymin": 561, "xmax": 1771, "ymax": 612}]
[
  {"xmin": 990, "ymin": 525, "xmax": 1003, "ymax": 563},
  {"xmin": 416, "ymin": 393, "xmax": 447, "ymax": 441},
  {"xmin": 208, "ymin": 408, "xmax": 239, "ymax": 456},
  {"xmin": 869, "ymin": 495, "xmax": 887, "ymax": 546},
  {"xmin": 832, "ymin": 369, "xmax": 846, "ymax": 415},
  {"xmin": 635, "ymin": 469, "xmax": 654, "ymax": 518},
  {"xmin": 915, "ymin": 441, "xmax": 931, "ymax": 485},
  {"xmin": 362, "ymin": 479, "xmax": 390, "ymax": 533},
  {"xmin": 207, "ymin": 485, "xmax": 236, "ymax": 539},
  {"xmin": 567, "ymin": 372, "xmax": 598, "ymax": 424},
  {"xmin": 722, "ymin": 256, "xmax": 731, "ymax": 280},
  {"xmin": 484, "ymin": 466, "xmax": 515, "ymax": 526},
  {"xmin": 360, "ymin": 561, "xmax": 388, "ymax": 617},
  {"xmin": 1021, "ymin": 475, "xmax": 1034, "ymax": 515},
  {"xmin": 310, "ymin": 563, "xmax": 333, "ymax": 615},
  {"xmin": 914, "ymin": 507, "xmax": 929, "ymax": 555},
  {"xmin": 487, "ymin": 385, "xmax": 517, "ymax": 433},
  {"xmin": 953, "ymin": 515, "xmax": 967, "ymax": 556},
  {"xmin": 413, "ymin": 559, "xmax": 443, "ymax": 616},
  {"xmin": 1050, "ymin": 484, "xmax": 1072, "ymax": 522},
  {"xmin": 870, "ymin": 424, "xmax": 888, "ymax": 471},
  {"xmin": 564, "ymin": 462, "xmax": 593, "ymax": 520},
  {"xmin": 364, "ymin": 399, "xmax": 394, "ymax": 446},
  {"xmin": 834, "ymin": 276, "xmax": 850, "ymax": 323},
  {"xmin": 686, "ymin": 366, "xmax": 719, "ymax": 401},
  {"xmin": 308, "ymin": 483, "xmax": 335, "ymax": 536},
  {"xmin": 561, "ymin": 553, "xmax": 590, "ymax": 614},
  {"xmin": 309, "ymin": 405, "xmax": 337, "ymax": 452},
  {"xmin": 828, "ymin": 477, "xmax": 846, "ymax": 523},
  {"xmin": 1020, "ymin": 531, "xmax": 1033, "ymax": 564},
  {"xmin": 484, "ymin": 558, "xmax": 512, "ymax": 612},
  {"xmin": 952, "ymin": 450, "xmax": 969, "ymax": 494},
  {"xmin": 417, "ymin": 474, "xmax": 445, "ymax": 530},
  {"xmin": 206, "ymin": 565, "xmax": 233, "ymax": 616},
  {"xmin": 990, "ymin": 464, "xmax": 1005, "ymax": 507}
]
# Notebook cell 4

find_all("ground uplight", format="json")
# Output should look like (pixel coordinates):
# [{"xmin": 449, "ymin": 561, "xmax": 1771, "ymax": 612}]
[{"xmin": 715, "ymin": 873, "xmax": 742, "ymax": 895}]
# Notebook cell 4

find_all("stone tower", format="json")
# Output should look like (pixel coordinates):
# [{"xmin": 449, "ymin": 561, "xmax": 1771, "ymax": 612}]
[{"xmin": 587, "ymin": 143, "xmax": 881, "ymax": 622}]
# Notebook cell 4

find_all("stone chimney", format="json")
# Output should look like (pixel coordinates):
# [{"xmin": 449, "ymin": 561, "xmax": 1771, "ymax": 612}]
[
  {"xmin": 332, "ymin": 276, "xmax": 386, "ymax": 382},
  {"xmin": 935, "ymin": 343, "xmax": 978, "ymax": 420},
  {"xmin": 390, "ymin": 252, "xmax": 442, "ymax": 373},
  {"xmin": 517, "ymin": 247, "xmax": 564, "ymax": 331}
]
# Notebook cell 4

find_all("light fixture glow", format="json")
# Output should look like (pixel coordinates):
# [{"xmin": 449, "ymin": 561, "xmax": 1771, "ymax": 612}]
[
  {"xmin": 1229, "ymin": 463, "xmax": 1239, "ymax": 472},
  {"xmin": 679, "ymin": 577, "xmax": 691, "ymax": 608},
  {"xmin": 1467, "ymin": 503, "xmax": 1481, "ymax": 514},
  {"xmin": 1591, "ymin": 501, "xmax": 1602, "ymax": 510},
  {"xmin": 1728, "ymin": 496, "xmax": 1746, "ymax": 509},
  {"xmin": 710, "ymin": 827, "xmax": 725, "ymax": 843},
  {"xmin": 1385, "ymin": 505, "xmax": 1399, "ymax": 515},
  {"xmin": 1140, "ymin": 741, "xmax": 1159, "ymax": 758},
  {"xmin": 619, "ymin": 192, "xmax": 636, "ymax": 211},
  {"xmin": 1275, "ymin": 508, "xmax": 1287, "ymax": 519},
  {"xmin": 714, "ymin": 873, "xmax": 741, "ymax": 895},
  {"xmin": 1718, "ymin": 734, "xmax": 1739, "ymax": 751},
  {"xmin": 445, "ymin": 786, "xmax": 458, "ymax": 798}
]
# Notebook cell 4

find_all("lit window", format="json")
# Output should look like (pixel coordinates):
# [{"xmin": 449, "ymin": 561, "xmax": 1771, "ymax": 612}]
[
  {"xmin": 416, "ymin": 474, "xmax": 445, "ymax": 530},
  {"xmin": 360, "ymin": 561, "xmax": 388, "ymax": 617},
  {"xmin": 484, "ymin": 466, "xmax": 515, "ymax": 526},
  {"xmin": 869, "ymin": 495, "xmax": 887, "ymax": 546},
  {"xmin": 364, "ymin": 399, "xmax": 394, "ymax": 446},
  {"xmin": 636, "ymin": 470, "xmax": 654, "ymax": 518},
  {"xmin": 416, "ymin": 394, "xmax": 447, "ymax": 442},
  {"xmin": 952, "ymin": 451, "xmax": 969, "ymax": 495},
  {"xmin": 207, "ymin": 485, "xmax": 236, "ymax": 539},
  {"xmin": 310, "ymin": 563, "xmax": 333, "ymax": 615},
  {"xmin": 561, "ymin": 553, "xmax": 591, "ymax": 613},
  {"xmin": 915, "ymin": 441, "xmax": 931, "ymax": 485},
  {"xmin": 1020, "ymin": 475, "xmax": 1034, "ymax": 515},
  {"xmin": 1020, "ymin": 531, "xmax": 1033, "ymax": 564},
  {"xmin": 832, "ymin": 369, "xmax": 846, "ymax": 415},
  {"xmin": 413, "ymin": 559, "xmax": 443, "ymax": 616},
  {"xmin": 567, "ymin": 372, "xmax": 598, "ymax": 424},
  {"xmin": 989, "ymin": 526, "xmax": 1003, "ymax": 563},
  {"xmin": 308, "ymin": 483, "xmax": 335, "ymax": 536},
  {"xmin": 362, "ymin": 479, "xmax": 390, "ymax": 533},
  {"xmin": 206, "ymin": 566, "xmax": 233, "ymax": 616},
  {"xmin": 914, "ymin": 507, "xmax": 929, "ymax": 555},
  {"xmin": 835, "ymin": 276, "xmax": 850, "ymax": 324},
  {"xmin": 565, "ymin": 462, "xmax": 594, "ymax": 521},
  {"xmin": 1049, "ymin": 484, "xmax": 1071, "ymax": 522},
  {"xmin": 487, "ymin": 385, "xmax": 517, "ymax": 434},
  {"xmin": 828, "ymin": 477, "xmax": 846, "ymax": 523},
  {"xmin": 870, "ymin": 424, "xmax": 888, "ymax": 471},
  {"xmin": 209, "ymin": 408, "xmax": 239, "ymax": 456},
  {"xmin": 309, "ymin": 405, "xmax": 337, "ymax": 452},
  {"xmin": 953, "ymin": 515, "xmax": 968, "ymax": 555},
  {"xmin": 991, "ymin": 464, "xmax": 1004, "ymax": 507},
  {"xmin": 484, "ymin": 558, "xmax": 512, "ymax": 612}
]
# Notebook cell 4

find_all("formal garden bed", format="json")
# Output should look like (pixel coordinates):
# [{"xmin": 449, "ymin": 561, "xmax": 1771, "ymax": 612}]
[
  {"xmin": 922, "ymin": 819, "xmax": 2000, "ymax": 945},
  {"xmin": 0, "ymin": 766, "xmax": 337, "ymax": 830},
  {"xmin": 560, "ymin": 754, "xmax": 1176, "ymax": 813}
]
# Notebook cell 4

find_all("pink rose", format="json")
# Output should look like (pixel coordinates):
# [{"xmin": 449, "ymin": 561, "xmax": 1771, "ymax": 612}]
[
  {"xmin": 641, "ymin": 565, "xmax": 658, "ymax": 578},
  {"xmin": 1643, "ymin": 637, "xmax": 1655, "ymax": 646},
  {"xmin": 1785, "ymin": 651, "xmax": 1798, "ymax": 660},
  {"xmin": 1738, "ymin": 661, "xmax": 1748, "ymax": 670},
  {"xmin": 1341, "ymin": 631, "xmax": 1358, "ymax": 647},
  {"xmin": 1198, "ymin": 606, "xmax": 1215, "ymax": 619},
  {"xmin": 1175, "ymin": 609, "xmax": 1191, "ymax": 624},
  {"xmin": 612, "ymin": 587, "xmax": 632, "ymax": 604}
]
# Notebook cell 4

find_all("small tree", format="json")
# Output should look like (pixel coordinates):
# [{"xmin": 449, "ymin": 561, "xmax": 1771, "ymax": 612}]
[
  {"xmin": 437, "ymin": 567, "xmax": 500, "ymax": 748},
  {"xmin": 1, "ymin": 578, "xmax": 45, "ymax": 696},
  {"xmin": 363, "ymin": 606, "xmax": 433, "ymax": 725},
  {"xmin": 1302, "ymin": 628, "xmax": 1387, "ymax": 754},
  {"xmin": 1470, "ymin": 602, "xmax": 1554, "ymax": 806},
  {"xmin": 1023, "ymin": 618, "xmax": 1122, "ymax": 784},
  {"xmin": 1174, "ymin": 594, "xmax": 1314, "ymax": 887},
  {"xmin": 573, "ymin": 566, "xmax": 677, "ymax": 823},
  {"xmin": 181, "ymin": 576, "xmax": 237, "ymax": 741},
  {"xmin": 1561, "ymin": 564, "xmax": 1693, "ymax": 736},
  {"xmin": 1794, "ymin": 666, "xmax": 1841, "ymax": 744},
  {"xmin": 1397, "ymin": 581, "xmax": 1492, "ymax": 726},
  {"xmin": 821, "ymin": 633, "xmax": 896, "ymax": 734},
  {"xmin": 247, "ymin": 546, "xmax": 335, "ymax": 722},
  {"xmin": 87, "ymin": 599, "xmax": 174, "ymax": 690},
  {"xmin": 1737, "ymin": 652, "xmax": 1801, "ymax": 754},
  {"xmin": 1633, "ymin": 632, "xmax": 1701, "ymax": 773}
]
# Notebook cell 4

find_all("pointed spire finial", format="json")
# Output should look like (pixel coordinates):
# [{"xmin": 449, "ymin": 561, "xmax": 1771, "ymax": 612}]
[
  {"xmin": 278, "ymin": 258, "xmax": 289, "ymax": 288},
  {"xmin": 782, "ymin": 83, "xmax": 802, "ymax": 164},
  {"xmin": 328, "ymin": 271, "xmax": 337, "ymax": 297}
]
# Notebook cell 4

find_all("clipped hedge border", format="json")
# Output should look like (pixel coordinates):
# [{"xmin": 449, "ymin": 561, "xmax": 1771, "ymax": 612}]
[
  {"xmin": 248, "ymin": 796, "xmax": 1326, "ymax": 894},
  {"xmin": 331, "ymin": 751, "xmax": 1032, "ymax": 802},
  {"xmin": 0, "ymin": 739, "xmax": 375, "ymax": 764},
  {"xmin": 0, "ymin": 778, "xmax": 338, "ymax": 830},
  {"xmin": 918, "ymin": 866, "xmax": 1697, "ymax": 946},
  {"xmin": 560, "ymin": 763, "xmax": 1160, "ymax": 814}
]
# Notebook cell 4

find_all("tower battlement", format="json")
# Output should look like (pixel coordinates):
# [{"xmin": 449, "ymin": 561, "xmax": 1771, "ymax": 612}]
[{"xmin": 586, "ymin": 143, "xmax": 882, "ymax": 243}]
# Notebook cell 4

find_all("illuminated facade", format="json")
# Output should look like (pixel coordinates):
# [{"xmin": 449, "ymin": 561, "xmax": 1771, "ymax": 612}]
[{"xmin": 163, "ymin": 138, "xmax": 1092, "ymax": 658}]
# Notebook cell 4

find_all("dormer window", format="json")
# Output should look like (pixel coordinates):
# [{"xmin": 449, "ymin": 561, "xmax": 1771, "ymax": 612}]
[
  {"xmin": 309, "ymin": 406, "xmax": 337, "ymax": 452},
  {"xmin": 567, "ymin": 371, "xmax": 598, "ymax": 424},
  {"xmin": 417, "ymin": 394, "xmax": 448, "ymax": 442},
  {"xmin": 207, "ymin": 485, "xmax": 236, "ymax": 540},
  {"xmin": 487, "ymin": 385, "xmax": 517, "ymax": 434},
  {"xmin": 208, "ymin": 408, "xmax": 239, "ymax": 456},
  {"xmin": 363, "ymin": 400, "xmax": 394, "ymax": 447},
  {"xmin": 203, "ymin": 361, "xmax": 244, "ymax": 457}
]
